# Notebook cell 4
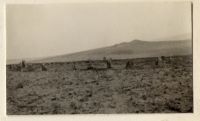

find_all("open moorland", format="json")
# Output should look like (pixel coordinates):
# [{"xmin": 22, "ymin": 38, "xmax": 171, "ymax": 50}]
[{"xmin": 6, "ymin": 55, "xmax": 193, "ymax": 114}]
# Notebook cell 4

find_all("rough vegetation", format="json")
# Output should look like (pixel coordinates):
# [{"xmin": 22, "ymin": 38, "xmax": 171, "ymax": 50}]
[{"xmin": 6, "ymin": 55, "xmax": 193, "ymax": 114}]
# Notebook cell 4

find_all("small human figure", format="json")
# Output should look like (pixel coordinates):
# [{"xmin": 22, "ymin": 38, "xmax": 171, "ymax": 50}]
[
  {"xmin": 87, "ymin": 60, "xmax": 94, "ymax": 70},
  {"xmin": 41, "ymin": 64, "xmax": 47, "ymax": 71},
  {"xmin": 126, "ymin": 61, "xmax": 133, "ymax": 69},
  {"xmin": 72, "ymin": 62, "xmax": 77, "ymax": 70},
  {"xmin": 105, "ymin": 58, "xmax": 112, "ymax": 69}
]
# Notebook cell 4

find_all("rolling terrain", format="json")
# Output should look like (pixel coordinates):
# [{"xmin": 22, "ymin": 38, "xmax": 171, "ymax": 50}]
[
  {"xmin": 6, "ymin": 39, "xmax": 193, "ymax": 114},
  {"xmin": 7, "ymin": 55, "xmax": 193, "ymax": 114},
  {"xmin": 7, "ymin": 39, "xmax": 192, "ymax": 64},
  {"xmin": 32, "ymin": 40, "xmax": 192, "ymax": 63}
]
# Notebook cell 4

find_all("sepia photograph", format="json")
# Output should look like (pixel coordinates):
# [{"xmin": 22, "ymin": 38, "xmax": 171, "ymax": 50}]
[{"xmin": 6, "ymin": 1, "xmax": 193, "ymax": 115}]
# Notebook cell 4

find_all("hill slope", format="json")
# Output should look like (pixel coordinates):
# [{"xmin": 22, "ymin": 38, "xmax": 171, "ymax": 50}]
[{"xmin": 31, "ymin": 40, "xmax": 192, "ymax": 63}]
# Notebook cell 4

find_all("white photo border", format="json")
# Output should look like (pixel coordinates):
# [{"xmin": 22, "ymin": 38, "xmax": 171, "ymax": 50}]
[{"xmin": 1, "ymin": 0, "xmax": 200, "ymax": 121}]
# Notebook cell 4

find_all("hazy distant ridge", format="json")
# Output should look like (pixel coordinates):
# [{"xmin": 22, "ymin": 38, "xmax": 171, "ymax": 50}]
[{"xmin": 29, "ymin": 40, "xmax": 191, "ymax": 63}]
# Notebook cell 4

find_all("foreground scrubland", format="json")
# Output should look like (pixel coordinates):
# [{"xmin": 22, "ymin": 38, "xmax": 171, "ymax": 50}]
[{"xmin": 7, "ymin": 55, "xmax": 193, "ymax": 114}]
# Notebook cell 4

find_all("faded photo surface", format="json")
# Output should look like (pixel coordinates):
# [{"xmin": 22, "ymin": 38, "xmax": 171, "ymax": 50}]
[{"xmin": 6, "ymin": 2, "xmax": 193, "ymax": 114}]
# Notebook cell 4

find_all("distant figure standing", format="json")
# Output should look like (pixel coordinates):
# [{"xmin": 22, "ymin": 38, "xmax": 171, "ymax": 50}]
[
  {"xmin": 87, "ymin": 60, "xmax": 94, "ymax": 70},
  {"xmin": 126, "ymin": 61, "xmax": 133, "ymax": 69},
  {"xmin": 72, "ymin": 62, "xmax": 77, "ymax": 70},
  {"xmin": 155, "ymin": 58, "xmax": 159, "ymax": 66},
  {"xmin": 156, "ymin": 56, "xmax": 165, "ymax": 66},
  {"xmin": 21, "ymin": 60, "xmax": 26, "ymax": 68},
  {"xmin": 19, "ymin": 60, "xmax": 26, "ymax": 72},
  {"xmin": 160, "ymin": 56, "xmax": 165, "ymax": 61},
  {"xmin": 41, "ymin": 64, "xmax": 47, "ymax": 71},
  {"xmin": 103, "ymin": 57, "xmax": 112, "ymax": 69}
]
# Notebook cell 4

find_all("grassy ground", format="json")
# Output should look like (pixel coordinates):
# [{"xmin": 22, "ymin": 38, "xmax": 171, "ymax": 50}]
[{"xmin": 6, "ymin": 55, "xmax": 193, "ymax": 114}]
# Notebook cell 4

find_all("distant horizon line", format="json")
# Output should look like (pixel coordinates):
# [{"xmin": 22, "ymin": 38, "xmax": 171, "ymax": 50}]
[{"xmin": 7, "ymin": 39, "xmax": 191, "ymax": 61}]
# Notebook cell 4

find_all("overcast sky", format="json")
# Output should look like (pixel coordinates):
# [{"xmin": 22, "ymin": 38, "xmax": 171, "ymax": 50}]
[{"xmin": 6, "ymin": 2, "xmax": 192, "ymax": 60}]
